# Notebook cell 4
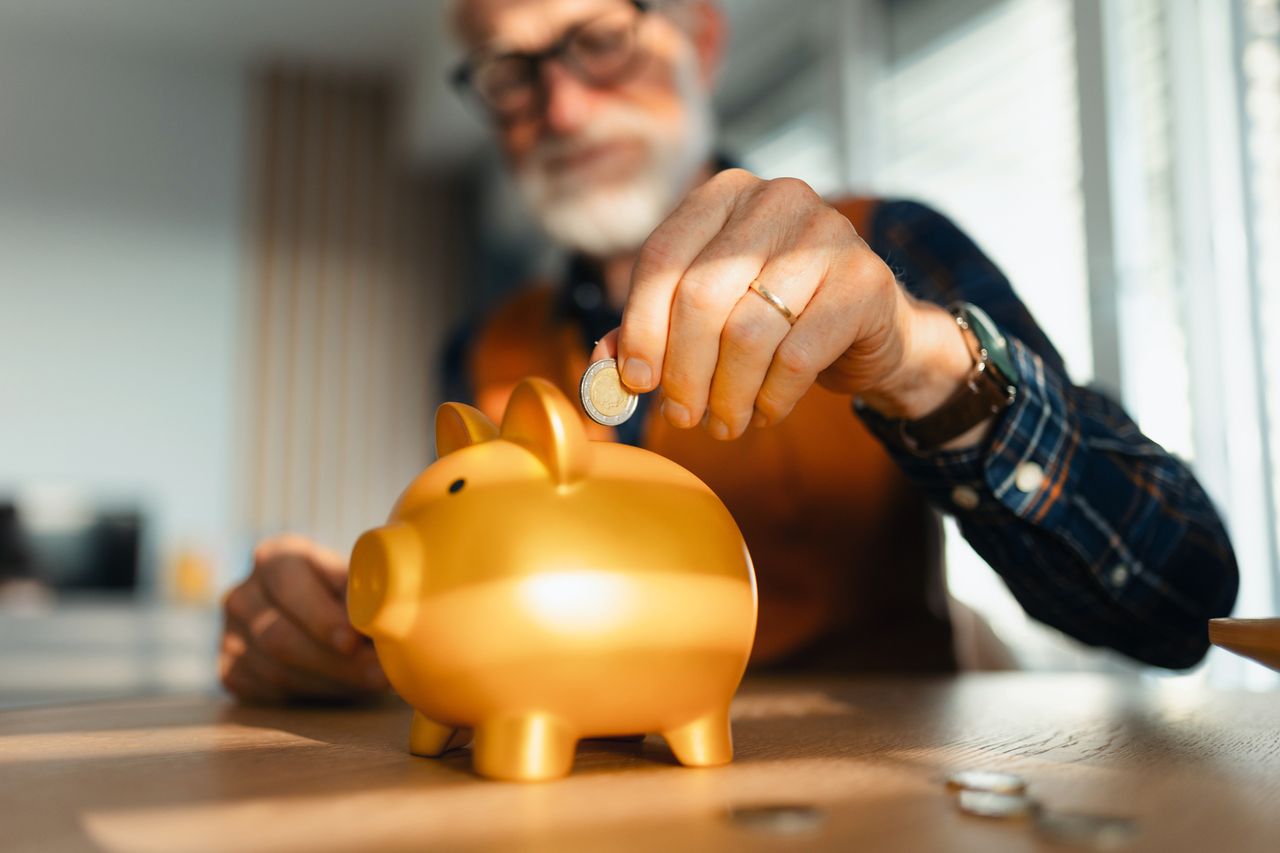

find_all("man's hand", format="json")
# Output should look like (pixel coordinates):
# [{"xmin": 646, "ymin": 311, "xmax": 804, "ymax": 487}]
[
  {"xmin": 592, "ymin": 169, "xmax": 980, "ymax": 443},
  {"xmin": 219, "ymin": 535, "xmax": 388, "ymax": 704}
]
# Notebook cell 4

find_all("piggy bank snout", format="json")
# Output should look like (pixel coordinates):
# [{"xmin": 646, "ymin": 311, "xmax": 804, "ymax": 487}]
[{"xmin": 348, "ymin": 522, "xmax": 422, "ymax": 640}]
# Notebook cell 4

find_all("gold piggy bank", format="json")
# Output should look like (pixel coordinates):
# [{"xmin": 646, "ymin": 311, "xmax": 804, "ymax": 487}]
[{"xmin": 348, "ymin": 378, "xmax": 757, "ymax": 782}]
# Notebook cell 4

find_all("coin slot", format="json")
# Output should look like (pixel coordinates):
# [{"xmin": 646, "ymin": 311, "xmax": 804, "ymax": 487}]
[{"xmin": 449, "ymin": 478, "xmax": 466, "ymax": 494}]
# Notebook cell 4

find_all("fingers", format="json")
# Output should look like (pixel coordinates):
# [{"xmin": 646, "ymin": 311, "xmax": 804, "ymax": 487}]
[
  {"xmin": 613, "ymin": 170, "xmax": 895, "ymax": 438},
  {"xmin": 659, "ymin": 213, "xmax": 772, "ymax": 428},
  {"xmin": 222, "ymin": 581, "xmax": 386, "ymax": 700},
  {"xmin": 253, "ymin": 533, "xmax": 350, "ymax": 598},
  {"xmin": 220, "ymin": 623, "xmax": 384, "ymax": 704},
  {"xmin": 617, "ymin": 168, "xmax": 753, "ymax": 394},
  {"xmin": 220, "ymin": 534, "xmax": 388, "ymax": 705},
  {"xmin": 755, "ymin": 251, "xmax": 896, "ymax": 426},
  {"xmin": 679, "ymin": 187, "xmax": 843, "ymax": 436},
  {"xmin": 651, "ymin": 176, "xmax": 827, "ymax": 428},
  {"xmin": 702, "ymin": 233, "xmax": 832, "ymax": 439},
  {"xmin": 219, "ymin": 628, "xmax": 285, "ymax": 704},
  {"xmin": 253, "ymin": 543, "xmax": 358, "ymax": 654},
  {"xmin": 246, "ymin": 600, "xmax": 384, "ymax": 690}
]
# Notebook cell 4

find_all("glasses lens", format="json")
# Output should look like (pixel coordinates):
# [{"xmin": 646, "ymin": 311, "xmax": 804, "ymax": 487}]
[
  {"xmin": 472, "ymin": 54, "xmax": 538, "ymax": 116},
  {"xmin": 566, "ymin": 9, "xmax": 639, "ymax": 83}
]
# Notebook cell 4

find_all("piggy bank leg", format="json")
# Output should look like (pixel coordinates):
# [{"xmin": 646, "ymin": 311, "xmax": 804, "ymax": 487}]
[
  {"xmin": 662, "ymin": 704, "xmax": 733, "ymax": 767},
  {"xmin": 409, "ymin": 712, "xmax": 463, "ymax": 757},
  {"xmin": 472, "ymin": 713, "xmax": 578, "ymax": 782}
]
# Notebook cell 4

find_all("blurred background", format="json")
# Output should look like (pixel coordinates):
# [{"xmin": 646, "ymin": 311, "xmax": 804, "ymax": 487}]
[{"xmin": 1, "ymin": 0, "xmax": 1277, "ymax": 705}]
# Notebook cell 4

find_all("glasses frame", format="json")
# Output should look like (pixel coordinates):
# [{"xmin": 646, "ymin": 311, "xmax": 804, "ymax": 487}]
[{"xmin": 450, "ymin": 0, "xmax": 654, "ymax": 121}]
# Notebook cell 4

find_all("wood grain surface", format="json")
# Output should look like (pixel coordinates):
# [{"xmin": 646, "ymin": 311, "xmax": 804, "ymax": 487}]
[{"xmin": 1, "ymin": 674, "xmax": 1277, "ymax": 852}]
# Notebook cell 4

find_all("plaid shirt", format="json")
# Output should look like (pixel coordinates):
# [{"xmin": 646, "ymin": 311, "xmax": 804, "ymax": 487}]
[{"xmin": 856, "ymin": 200, "xmax": 1238, "ymax": 668}]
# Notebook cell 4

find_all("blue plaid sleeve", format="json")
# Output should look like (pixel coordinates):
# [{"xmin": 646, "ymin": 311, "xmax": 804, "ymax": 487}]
[{"xmin": 856, "ymin": 200, "xmax": 1238, "ymax": 668}]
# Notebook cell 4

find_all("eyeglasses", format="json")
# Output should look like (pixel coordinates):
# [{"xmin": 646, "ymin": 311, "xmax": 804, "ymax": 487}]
[{"xmin": 451, "ymin": 1, "xmax": 653, "ymax": 121}]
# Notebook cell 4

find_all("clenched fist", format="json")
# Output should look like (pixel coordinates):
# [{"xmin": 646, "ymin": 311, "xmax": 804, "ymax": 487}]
[{"xmin": 219, "ymin": 535, "xmax": 388, "ymax": 704}]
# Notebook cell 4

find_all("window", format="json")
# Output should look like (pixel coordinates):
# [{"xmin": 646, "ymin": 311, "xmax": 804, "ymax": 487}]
[
  {"xmin": 722, "ymin": 0, "xmax": 1278, "ymax": 681},
  {"xmin": 876, "ymin": 0, "xmax": 1093, "ymax": 381},
  {"xmin": 1241, "ymin": 0, "xmax": 1280, "ymax": 618},
  {"xmin": 875, "ymin": 0, "xmax": 1106, "ymax": 670}
]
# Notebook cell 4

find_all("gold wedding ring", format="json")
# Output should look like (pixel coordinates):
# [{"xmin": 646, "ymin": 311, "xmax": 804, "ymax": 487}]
[{"xmin": 748, "ymin": 280, "xmax": 798, "ymax": 326}]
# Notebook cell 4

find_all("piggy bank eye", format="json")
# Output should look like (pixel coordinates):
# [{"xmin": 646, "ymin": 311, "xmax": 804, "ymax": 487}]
[{"xmin": 448, "ymin": 478, "xmax": 466, "ymax": 494}]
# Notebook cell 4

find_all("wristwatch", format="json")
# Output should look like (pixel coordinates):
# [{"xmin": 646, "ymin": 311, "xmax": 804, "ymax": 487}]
[{"xmin": 899, "ymin": 303, "xmax": 1018, "ymax": 452}]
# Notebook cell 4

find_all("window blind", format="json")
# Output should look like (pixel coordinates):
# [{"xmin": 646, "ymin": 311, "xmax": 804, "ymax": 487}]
[
  {"xmin": 1242, "ymin": 0, "xmax": 1280, "ymax": 585},
  {"xmin": 876, "ymin": 0, "xmax": 1093, "ymax": 382}
]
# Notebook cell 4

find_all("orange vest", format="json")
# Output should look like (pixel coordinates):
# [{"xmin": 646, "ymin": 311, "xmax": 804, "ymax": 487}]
[{"xmin": 467, "ymin": 198, "xmax": 955, "ymax": 672}]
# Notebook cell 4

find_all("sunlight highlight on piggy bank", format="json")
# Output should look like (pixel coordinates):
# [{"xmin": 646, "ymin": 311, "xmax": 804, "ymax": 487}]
[{"xmin": 347, "ymin": 377, "xmax": 757, "ymax": 782}]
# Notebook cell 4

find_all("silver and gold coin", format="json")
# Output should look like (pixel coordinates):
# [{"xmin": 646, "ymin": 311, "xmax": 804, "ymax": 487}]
[
  {"xmin": 955, "ymin": 790, "xmax": 1039, "ymax": 820},
  {"xmin": 1034, "ymin": 811, "xmax": 1138, "ymax": 847},
  {"xmin": 726, "ymin": 803, "xmax": 827, "ymax": 835},
  {"xmin": 945, "ymin": 770, "xmax": 1028, "ymax": 796},
  {"xmin": 580, "ymin": 358, "xmax": 639, "ymax": 426}
]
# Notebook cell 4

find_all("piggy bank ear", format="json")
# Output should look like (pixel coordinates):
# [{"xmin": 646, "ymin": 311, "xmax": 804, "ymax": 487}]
[
  {"xmin": 500, "ymin": 378, "xmax": 590, "ymax": 485},
  {"xmin": 436, "ymin": 403, "xmax": 499, "ymax": 458}
]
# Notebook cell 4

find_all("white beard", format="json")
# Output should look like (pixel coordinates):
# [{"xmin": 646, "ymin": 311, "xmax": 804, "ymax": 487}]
[{"xmin": 514, "ymin": 52, "xmax": 716, "ymax": 258}]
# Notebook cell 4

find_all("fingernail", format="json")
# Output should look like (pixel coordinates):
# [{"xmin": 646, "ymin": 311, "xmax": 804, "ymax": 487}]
[
  {"xmin": 662, "ymin": 399, "xmax": 691, "ymax": 428},
  {"xmin": 707, "ymin": 416, "xmax": 731, "ymax": 440},
  {"xmin": 621, "ymin": 358, "xmax": 652, "ymax": 391},
  {"xmin": 331, "ymin": 626, "xmax": 358, "ymax": 653},
  {"xmin": 752, "ymin": 410, "xmax": 768, "ymax": 428}
]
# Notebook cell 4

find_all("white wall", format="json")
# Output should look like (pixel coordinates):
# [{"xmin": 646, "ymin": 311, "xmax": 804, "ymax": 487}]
[{"xmin": 0, "ymin": 38, "xmax": 247, "ymax": 588}]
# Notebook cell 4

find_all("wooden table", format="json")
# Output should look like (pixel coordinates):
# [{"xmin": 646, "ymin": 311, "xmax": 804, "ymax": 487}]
[{"xmin": 2, "ymin": 674, "xmax": 1277, "ymax": 852}]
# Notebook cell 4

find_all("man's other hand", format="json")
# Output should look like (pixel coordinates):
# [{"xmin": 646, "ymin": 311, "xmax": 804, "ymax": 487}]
[{"xmin": 219, "ymin": 535, "xmax": 388, "ymax": 704}]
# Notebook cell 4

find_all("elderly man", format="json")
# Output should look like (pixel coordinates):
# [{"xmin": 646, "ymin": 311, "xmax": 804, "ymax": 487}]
[{"xmin": 220, "ymin": 0, "xmax": 1237, "ymax": 703}]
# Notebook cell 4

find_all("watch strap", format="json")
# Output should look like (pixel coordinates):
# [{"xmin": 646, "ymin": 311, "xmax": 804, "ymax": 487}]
[{"xmin": 899, "ymin": 307, "xmax": 1017, "ymax": 452}]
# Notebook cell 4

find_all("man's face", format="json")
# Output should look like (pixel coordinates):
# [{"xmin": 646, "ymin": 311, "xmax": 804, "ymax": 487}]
[{"xmin": 457, "ymin": 0, "xmax": 718, "ymax": 258}]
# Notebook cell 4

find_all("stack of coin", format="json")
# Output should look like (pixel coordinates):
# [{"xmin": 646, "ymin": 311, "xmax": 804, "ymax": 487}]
[
  {"xmin": 955, "ymin": 790, "xmax": 1038, "ymax": 820},
  {"xmin": 946, "ymin": 770, "xmax": 1036, "ymax": 820},
  {"xmin": 580, "ymin": 358, "xmax": 639, "ymax": 426},
  {"xmin": 945, "ymin": 770, "xmax": 1028, "ymax": 796},
  {"xmin": 945, "ymin": 768, "xmax": 1139, "ymax": 848}
]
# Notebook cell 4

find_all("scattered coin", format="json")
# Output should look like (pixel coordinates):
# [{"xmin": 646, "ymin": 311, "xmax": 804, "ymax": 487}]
[
  {"xmin": 1035, "ymin": 811, "xmax": 1139, "ymax": 849},
  {"xmin": 956, "ymin": 790, "xmax": 1039, "ymax": 820},
  {"xmin": 945, "ymin": 769, "xmax": 1028, "ymax": 795},
  {"xmin": 726, "ymin": 803, "xmax": 827, "ymax": 835},
  {"xmin": 946, "ymin": 769, "xmax": 1135, "ymax": 846},
  {"xmin": 580, "ymin": 358, "xmax": 639, "ymax": 426}
]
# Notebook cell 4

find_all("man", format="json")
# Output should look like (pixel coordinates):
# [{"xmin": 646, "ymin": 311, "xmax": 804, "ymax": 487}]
[{"xmin": 220, "ymin": 0, "xmax": 1238, "ymax": 703}]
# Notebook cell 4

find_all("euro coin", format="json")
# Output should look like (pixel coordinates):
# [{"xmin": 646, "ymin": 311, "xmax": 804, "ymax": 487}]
[
  {"xmin": 945, "ymin": 770, "xmax": 1028, "ymax": 795},
  {"xmin": 1035, "ymin": 811, "xmax": 1138, "ymax": 848},
  {"xmin": 726, "ymin": 804, "xmax": 826, "ymax": 835},
  {"xmin": 580, "ymin": 358, "xmax": 638, "ymax": 426},
  {"xmin": 956, "ymin": 790, "xmax": 1039, "ymax": 820}
]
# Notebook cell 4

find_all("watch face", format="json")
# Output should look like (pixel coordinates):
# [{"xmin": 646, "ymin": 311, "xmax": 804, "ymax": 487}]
[{"xmin": 964, "ymin": 303, "xmax": 1017, "ymax": 388}]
